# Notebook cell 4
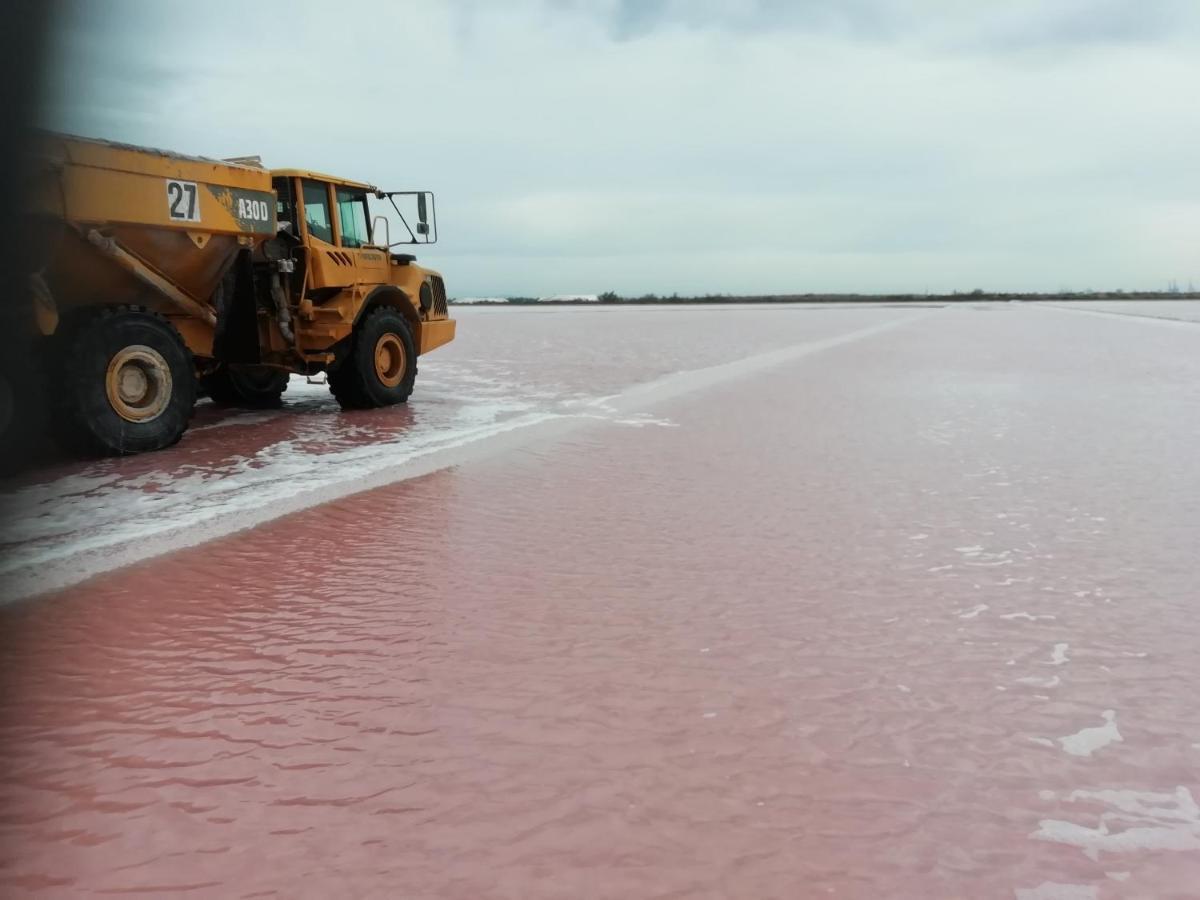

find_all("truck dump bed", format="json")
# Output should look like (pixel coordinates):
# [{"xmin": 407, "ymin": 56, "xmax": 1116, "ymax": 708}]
[{"xmin": 29, "ymin": 132, "xmax": 278, "ymax": 336}]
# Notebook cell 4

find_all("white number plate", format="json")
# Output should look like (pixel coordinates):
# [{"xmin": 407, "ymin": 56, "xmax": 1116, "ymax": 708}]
[{"xmin": 166, "ymin": 179, "xmax": 200, "ymax": 222}]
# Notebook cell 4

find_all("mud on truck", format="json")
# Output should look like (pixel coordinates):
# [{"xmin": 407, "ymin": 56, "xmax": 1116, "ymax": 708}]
[{"xmin": 5, "ymin": 132, "xmax": 455, "ymax": 460}]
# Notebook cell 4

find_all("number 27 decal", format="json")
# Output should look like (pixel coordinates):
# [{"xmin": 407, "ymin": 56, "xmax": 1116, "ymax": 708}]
[{"xmin": 166, "ymin": 180, "xmax": 200, "ymax": 222}]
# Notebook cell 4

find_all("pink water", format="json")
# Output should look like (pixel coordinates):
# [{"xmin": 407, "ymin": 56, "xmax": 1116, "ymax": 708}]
[{"xmin": 2, "ymin": 303, "xmax": 1199, "ymax": 898}]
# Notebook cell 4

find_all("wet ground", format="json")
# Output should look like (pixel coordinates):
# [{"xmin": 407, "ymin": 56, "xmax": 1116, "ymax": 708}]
[
  {"xmin": 0, "ymin": 304, "xmax": 929, "ymax": 600},
  {"xmin": 1, "ymin": 301, "xmax": 1199, "ymax": 898}
]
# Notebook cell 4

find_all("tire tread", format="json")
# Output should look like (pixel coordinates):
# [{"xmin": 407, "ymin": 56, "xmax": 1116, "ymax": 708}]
[{"xmin": 52, "ymin": 305, "xmax": 196, "ymax": 456}]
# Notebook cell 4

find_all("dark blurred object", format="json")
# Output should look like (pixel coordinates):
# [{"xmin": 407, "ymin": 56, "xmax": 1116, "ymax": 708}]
[{"xmin": 0, "ymin": 1, "xmax": 58, "ymax": 473}]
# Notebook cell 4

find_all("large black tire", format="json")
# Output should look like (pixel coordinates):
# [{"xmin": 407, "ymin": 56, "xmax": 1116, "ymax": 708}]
[
  {"xmin": 328, "ymin": 307, "xmax": 417, "ymax": 410},
  {"xmin": 52, "ymin": 306, "xmax": 195, "ymax": 457},
  {"xmin": 202, "ymin": 366, "xmax": 289, "ymax": 408}
]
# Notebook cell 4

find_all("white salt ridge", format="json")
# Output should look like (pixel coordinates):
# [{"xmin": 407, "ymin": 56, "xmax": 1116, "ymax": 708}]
[
  {"xmin": 1000, "ymin": 612, "xmax": 1056, "ymax": 622},
  {"xmin": 1048, "ymin": 643, "xmax": 1070, "ymax": 665},
  {"xmin": 1014, "ymin": 883, "xmax": 1097, "ymax": 900},
  {"xmin": 1058, "ymin": 710, "xmax": 1122, "ymax": 757},
  {"xmin": 958, "ymin": 604, "xmax": 989, "ymax": 619},
  {"xmin": 1032, "ymin": 786, "xmax": 1200, "ymax": 861},
  {"xmin": 189, "ymin": 409, "xmax": 282, "ymax": 432},
  {"xmin": 1035, "ymin": 302, "xmax": 1200, "ymax": 329},
  {"xmin": 1017, "ymin": 675, "xmax": 1061, "ymax": 688},
  {"xmin": 564, "ymin": 410, "xmax": 678, "ymax": 429},
  {"xmin": 0, "ymin": 392, "xmax": 571, "ymax": 601}
]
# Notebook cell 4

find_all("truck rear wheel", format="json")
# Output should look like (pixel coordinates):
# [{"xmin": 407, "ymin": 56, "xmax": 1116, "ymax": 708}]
[
  {"xmin": 53, "ymin": 307, "xmax": 195, "ymax": 456},
  {"xmin": 328, "ymin": 307, "xmax": 417, "ymax": 410},
  {"xmin": 202, "ymin": 366, "xmax": 289, "ymax": 408}
]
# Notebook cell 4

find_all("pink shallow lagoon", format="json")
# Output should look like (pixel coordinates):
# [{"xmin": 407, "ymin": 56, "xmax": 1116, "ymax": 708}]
[{"xmin": 2, "ymin": 302, "xmax": 1199, "ymax": 898}]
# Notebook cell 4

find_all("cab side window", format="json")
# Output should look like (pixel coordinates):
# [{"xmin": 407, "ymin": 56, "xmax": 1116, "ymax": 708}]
[
  {"xmin": 336, "ymin": 188, "xmax": 370, "ymax": 249},
  {"xmin": 301, "ymin": 180, "xmax": 333, "ymax": 243},
  {"xmin": 273, "ymin": 177, "xmax": 295, "ymax": 231}
]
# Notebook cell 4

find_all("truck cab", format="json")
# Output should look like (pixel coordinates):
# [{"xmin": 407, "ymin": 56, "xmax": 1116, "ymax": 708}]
[{"xmin": 268, "ymin": 170, "xmax": 455, "ymax": 365}]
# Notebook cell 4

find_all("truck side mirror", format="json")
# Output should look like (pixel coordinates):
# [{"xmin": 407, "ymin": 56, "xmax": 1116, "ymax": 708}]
[
  {"xmin": 417, "ymin": 193, "xmax": 428, "ymax": 225},
  {"xmin": 416, "ymin": 222, "xmax": 430, "ymax": 236}
]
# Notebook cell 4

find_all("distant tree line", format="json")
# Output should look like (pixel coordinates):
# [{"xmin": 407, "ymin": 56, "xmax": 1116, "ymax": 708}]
[
  {"xmin": 591, "ymin": 289, "xmax": 1200, "ymax": 304},
  {"xmin": 451, "ymin": 289, "xmax": 1200, "ymax": 306}
]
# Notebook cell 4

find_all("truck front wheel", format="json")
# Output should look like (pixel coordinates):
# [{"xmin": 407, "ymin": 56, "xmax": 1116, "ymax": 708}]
[
  {"xmin": 53, "ymin": 307, "xmax": 195, "ymax": 456},
  {"xmin": 328, "ymin": 307, "xmax": 417, "ymax": 410}
]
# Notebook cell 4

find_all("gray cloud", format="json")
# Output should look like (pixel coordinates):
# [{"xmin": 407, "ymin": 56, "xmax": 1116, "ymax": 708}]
[
  {"xmin": 591, "ymin": 0, "xmax": 1200, "ymax": 48},
  {"xmin": 40, "ymin": 0, "xmax": 1200, "ymax": 295}
]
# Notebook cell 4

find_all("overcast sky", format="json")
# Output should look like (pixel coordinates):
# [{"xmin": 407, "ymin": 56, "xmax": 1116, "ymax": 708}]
[{"xmin": 42, "ymin": 0, "xmax": 1200, "ymax": 296}]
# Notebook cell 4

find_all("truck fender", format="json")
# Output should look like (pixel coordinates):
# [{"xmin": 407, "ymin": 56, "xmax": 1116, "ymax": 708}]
[{"xmin": 353, "ymin": 285, "xmax": 422, "ymax": 338}]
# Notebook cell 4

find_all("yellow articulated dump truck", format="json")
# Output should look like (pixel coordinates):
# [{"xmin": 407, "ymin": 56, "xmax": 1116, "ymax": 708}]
[{"xmin": 16, "ymin": 132, "xmax": 455, "ymax": 457}]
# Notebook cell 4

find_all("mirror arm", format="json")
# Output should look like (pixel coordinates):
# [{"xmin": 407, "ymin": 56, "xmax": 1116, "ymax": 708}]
[{"xmin": 387, "ymin": 194, "xmax": 419, "ymax": 244}]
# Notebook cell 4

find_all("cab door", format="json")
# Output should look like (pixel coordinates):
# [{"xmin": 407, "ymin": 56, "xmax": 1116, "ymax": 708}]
[
  {"xmin": 333, "ymin": 186, "xmax": 390, "ymax": 291},
  {"xmin": 293, "ymin": 178, "xmax": 350, "ymax": 291}
]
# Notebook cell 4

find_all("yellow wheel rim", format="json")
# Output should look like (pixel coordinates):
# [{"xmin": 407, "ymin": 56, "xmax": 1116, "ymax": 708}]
[
  {"xmin": 374, "ymin": 333, "xmax": 406, "ymax": 388},
  {"xmin": 105, "ymin": 345, "xmax": 172, "ymax": 423}
]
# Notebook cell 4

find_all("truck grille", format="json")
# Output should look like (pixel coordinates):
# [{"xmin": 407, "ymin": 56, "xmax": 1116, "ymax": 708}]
[{"xmin": 431, "ymin": 276, "xmax": 448, "ymax": 318}]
